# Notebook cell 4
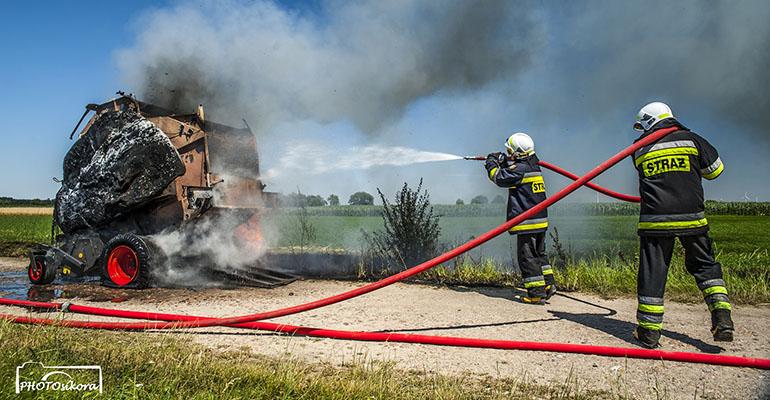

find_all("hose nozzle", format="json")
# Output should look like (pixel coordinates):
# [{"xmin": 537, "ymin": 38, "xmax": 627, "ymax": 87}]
[{"xmin": 462, "ymin": 156, "xmax": 486, "ymax": 161}]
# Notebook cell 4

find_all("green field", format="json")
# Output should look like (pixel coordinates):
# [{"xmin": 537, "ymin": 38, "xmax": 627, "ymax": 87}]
[
  {"xmin": 268, "ymin": 214, "xmax": 770, "ymax": 259},
  {"xmin": 0, "ymin": 214, "xmax": 52, "ymax": 243},
  {"xmin": 2, "ymin": 210, "xmax": 768, "ymax": 303}
]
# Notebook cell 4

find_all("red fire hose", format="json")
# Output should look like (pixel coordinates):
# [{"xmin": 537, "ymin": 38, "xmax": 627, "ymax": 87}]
[
  {"xmin": 537, "ymin": 161, "xmax": 640, "ymax": 203},
  {"xmin": 0, "ymin": 127, "xmax": 676, "ymax": 330},
  {"xmin": 2, "ymin": 298, "xmax": 769, "ymax": 369},
  {"xmin": 4, "ymin": 125, "xmax": 768, "ymax": 369},
  {"xmin": 0, "ymin": 126, "xmax": 680, "ymax": 331}
]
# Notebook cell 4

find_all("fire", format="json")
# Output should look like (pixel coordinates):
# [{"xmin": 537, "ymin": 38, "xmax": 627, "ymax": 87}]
[{"xmin": 234, "ymin": 213, "xmax": 264, "ymax": 251}]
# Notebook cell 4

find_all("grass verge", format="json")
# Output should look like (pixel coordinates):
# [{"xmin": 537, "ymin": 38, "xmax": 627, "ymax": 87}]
[
  {"xmin": 0, "ymin": 321, "xmax": 609, "ymax": 399},
  {"xmin": 411, "ymin": 247, "xmax": 770, "ymax": 305}
]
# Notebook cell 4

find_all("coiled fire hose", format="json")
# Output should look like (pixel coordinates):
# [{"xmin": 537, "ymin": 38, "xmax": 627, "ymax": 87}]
[{"xmin": 2, "ymin": 125, "xmax": 769, "ymax": 369}]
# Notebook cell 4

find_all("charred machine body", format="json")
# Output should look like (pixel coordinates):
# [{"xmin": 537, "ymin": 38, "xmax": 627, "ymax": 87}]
[{"xmin": 29, "ymin": 95, "xmax": 292, "ymax": 288}]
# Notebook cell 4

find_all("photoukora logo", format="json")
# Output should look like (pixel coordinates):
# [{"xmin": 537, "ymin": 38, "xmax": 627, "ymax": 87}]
[{"xmin": 15, "ymin": 361, "xmax": 102, "ymax": 394}]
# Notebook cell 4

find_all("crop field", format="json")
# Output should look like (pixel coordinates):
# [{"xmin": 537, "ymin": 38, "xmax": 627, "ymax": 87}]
[
  {"xmin": 2, "ymin": 207, "xmax": 768, "ymax": 263},
  {"xmin": 0, "ymin": 214, "xmax": 52, "ymax": 244},
  {"xmin": 268, "ymin": 213, "xmax": 770, "ymax": 258},
  {"xmin": 2, "ymin": 206, "xmax": 768, "ymax": 303}
]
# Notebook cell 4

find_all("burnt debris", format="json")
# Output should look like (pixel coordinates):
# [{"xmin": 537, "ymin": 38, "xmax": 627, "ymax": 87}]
[{"xmin": 55, "ymin": 110, "xmax": 185, "ymax": 233}]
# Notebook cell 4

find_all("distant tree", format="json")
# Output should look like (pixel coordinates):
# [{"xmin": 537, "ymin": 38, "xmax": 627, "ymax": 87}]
[
  {"xmin": 348, "ymin": 191, "xmax": 374, "ymax": 205},
  {"xmin": 277, "ymin": 191, "xmax": 309, "ymax": 207},
  {"xmin": 491, "ymin": 194, "xmax": 505, "ymax": 204},
  {"xmin": 306, "ymin": 195, "xmax": 327, "ymax": 207},
  {"xmin": 327, "ymin": 194, "xmax": 340, "ymax": 206},
  {"xmin": 471, "ymin": 195, "xmax": 489, "ymax": 205},
  {"xmin": 455, "ymin": 198, "xmax": 465, "ymax": 205}
]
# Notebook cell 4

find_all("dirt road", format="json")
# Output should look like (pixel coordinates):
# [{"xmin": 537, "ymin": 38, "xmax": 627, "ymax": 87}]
[{"xmin": 1, "ymin": 257, "xmax": 768, "ymax": 399}]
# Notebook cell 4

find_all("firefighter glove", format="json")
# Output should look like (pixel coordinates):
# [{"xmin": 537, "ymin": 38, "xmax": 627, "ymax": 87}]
[{"xmin": 485, "ymin": 153, "xmax": 502, "ymax": 172}]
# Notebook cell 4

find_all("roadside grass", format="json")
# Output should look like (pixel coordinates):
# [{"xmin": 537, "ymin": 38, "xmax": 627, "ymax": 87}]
[
  {"xmin": 0, "ymin": 321, "xmax": 609, "ymax": 399},
  {"xmin": 407, "ymin": 249, "xmax": 769, "ymax": 304},
  {"xmin": 555, "ymin": 248, "xmax": 770, "ymax": 304}
]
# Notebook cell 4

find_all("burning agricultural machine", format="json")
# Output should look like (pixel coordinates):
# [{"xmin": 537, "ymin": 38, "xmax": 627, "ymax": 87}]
[{"xmin": 29, "ymin": 95, "xmax": 294, "ymax": 288}]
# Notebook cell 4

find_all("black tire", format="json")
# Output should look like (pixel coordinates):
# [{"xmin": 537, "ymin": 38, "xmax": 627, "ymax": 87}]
[
  {"xmin": 28, "ymin": 255, "xmax": 56, "ymax": 285},
  {"xmin": 100, "ymin": 234, "xmax": 155, "ymax": 289}
]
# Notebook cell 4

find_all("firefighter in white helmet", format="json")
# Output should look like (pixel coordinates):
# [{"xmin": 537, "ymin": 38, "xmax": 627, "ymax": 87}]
[
  {"xmin": 631, "ymin": 101, "xmax": 732, "ymax": 348},
  {"xmin": 485, "ymin": 133, "xmax": 556, "ymax": 304}
]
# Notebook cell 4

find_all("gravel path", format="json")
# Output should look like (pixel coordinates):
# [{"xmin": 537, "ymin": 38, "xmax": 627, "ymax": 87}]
[{"xmin": 1, "ymin": 257, "xmax": 768, "ymax": 399}]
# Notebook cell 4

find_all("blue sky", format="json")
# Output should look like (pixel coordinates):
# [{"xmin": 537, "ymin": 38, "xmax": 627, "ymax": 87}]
[
  {"xmin": 0, "ymin": 1, "xmax": 168, "ymax": 198},
  {"xmin": 1, "ymin": 1, "xmax": 768, "ymax": 203}
]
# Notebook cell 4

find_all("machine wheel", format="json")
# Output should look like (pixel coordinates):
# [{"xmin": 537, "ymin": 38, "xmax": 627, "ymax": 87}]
[
  {"xmin": 101, "ymin": 234, "xmax": 153, "ymax": 288},
  {"xmin": 28, "ymin": 255, "xmax": 56, "ymax": 285}
]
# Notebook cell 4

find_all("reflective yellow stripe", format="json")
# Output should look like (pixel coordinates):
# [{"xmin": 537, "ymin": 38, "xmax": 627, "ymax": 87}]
[
  {"xmin": 638, "ymin": 304, "xmax": 664, "ymax": 314},
  {"xmin": 542, "ymin": 268, "xmax": 554, "ymax": 275},
  {"xmin": 509, "ymin": 222, "xmax": 548, "ymax": 232},
  {"xmin": 708, "ymin": 302, "xmax": 732, "ymax": 311},
  {"xmin": 657, "ymin": 113, "xmax": 671, "ymax": 120},
  {"xmin": 488, "ymin": 167, "xmax": 498, "ymax": 180},
  {"xmin": 638, "ymin": 218, "xmax": 708, "ymax": 230},
  {"xmin": 638, "ymin": 321, "xmax": 663, "ymax": 330},
  {"xmin": 524, "ymin": 280, "xmax": 546, "ymax": 288},
  {"xmin": 702, "ymin": 162, "xmax": 724, "ymax": 180},
  {"xmin": 521, "ymin": 176, "xmax": 544, "ymax": 184},
  {"xmin": 703, "ymin": 286, "xmax": 728, "ymax": 296},
  {"xmin": 634, "ymin": 147, "xmax": 699, "ymax": 166}
]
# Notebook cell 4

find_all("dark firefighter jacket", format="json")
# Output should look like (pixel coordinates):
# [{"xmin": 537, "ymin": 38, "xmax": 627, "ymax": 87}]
[
  {"xmin": 632, "ymin": 119, "xmax": 724, "ymax": 236},
  {"xmin": 485, "ymin": 154, "xmax": 548, "ymax": 234}
]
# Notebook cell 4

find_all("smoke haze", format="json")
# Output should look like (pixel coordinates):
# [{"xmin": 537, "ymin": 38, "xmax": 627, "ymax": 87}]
[
  {"xmin": 118, "ymin": 0, "xmax": 542, "ymax": 132},
  {"xmin": 118, "ymin": 0, "xmax": 770, "ymax": 203}
]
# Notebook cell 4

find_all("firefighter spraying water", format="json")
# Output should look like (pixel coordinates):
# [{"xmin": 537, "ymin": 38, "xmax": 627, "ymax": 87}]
[{"xmin": 483, "ymin": 133, "xmax": 557, "ymax": 304}]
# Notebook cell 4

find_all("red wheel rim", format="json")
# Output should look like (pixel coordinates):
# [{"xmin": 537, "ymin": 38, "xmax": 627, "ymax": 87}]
[
  {"xmin": 29, "ymin": 260, "xmax": 43, "ymax": 281},
  {"xmin": 107, "ymin": 245, "xmax": 139, "ymax": 286}
]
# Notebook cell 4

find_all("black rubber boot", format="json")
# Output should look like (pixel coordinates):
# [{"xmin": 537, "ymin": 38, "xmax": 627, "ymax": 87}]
[
  {"xmin": 544, "ymin": 284, "xmax": 557, "ymax": 301},
  {"xmin": 711, "ymin": 309, "xmax": 734, "ymax": 342},
  {"xmin": 634, "ymin": 326, "xmax": 661, "ymax": 349},
  {"xmin": 522, "ymin": 286, "xmax": 547, "ymax": 305}
]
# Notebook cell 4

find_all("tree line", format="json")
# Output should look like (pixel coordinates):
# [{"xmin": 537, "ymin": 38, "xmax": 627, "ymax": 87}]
[
  {"xmin": 277, "ymin": 191, "xmax": 375, "ymax": 207},
  {"xmin": 275, "ymin": 192, "xmax": 509, "ymax": 207}
]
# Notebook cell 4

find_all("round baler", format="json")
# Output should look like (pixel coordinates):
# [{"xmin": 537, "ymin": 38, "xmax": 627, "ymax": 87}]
[{"xmin": 30, "ymin": 95, "xmax": 290, "ymax": 288}]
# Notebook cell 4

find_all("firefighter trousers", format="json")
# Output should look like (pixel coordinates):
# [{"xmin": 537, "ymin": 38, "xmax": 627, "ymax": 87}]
[
  {"xmin": 517, "ymin": 232, "xmax": 554, "ymax": 297},
  {"xmin": 637, "ymin": 232, "xmax": 731, "ymax": 331}
]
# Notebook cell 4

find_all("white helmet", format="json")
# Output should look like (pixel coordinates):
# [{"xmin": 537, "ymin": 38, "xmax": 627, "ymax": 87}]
[
  {"xmin": 504, "ymin": 132, "xmax": 535, "ymax": 159},
  {"xmin": 634, "ymin": 102, "xmax": 674, "ymax": 131}
]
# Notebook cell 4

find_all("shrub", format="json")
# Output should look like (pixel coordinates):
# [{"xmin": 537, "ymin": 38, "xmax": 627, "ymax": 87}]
[{"xmin": 366, "ymin": 179, "xmax": 441, "ymax": 269}]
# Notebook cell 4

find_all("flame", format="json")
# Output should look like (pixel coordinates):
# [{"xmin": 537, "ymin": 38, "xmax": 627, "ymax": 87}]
[{"xmin": 234, "ymin": 213, "xmax": 263, "ymax": 251}]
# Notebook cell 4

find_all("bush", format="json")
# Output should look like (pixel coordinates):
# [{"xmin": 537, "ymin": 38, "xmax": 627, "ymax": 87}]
[{"xmin": 366, "ymin": 179, "xmax": 441, "ymax": 269}]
